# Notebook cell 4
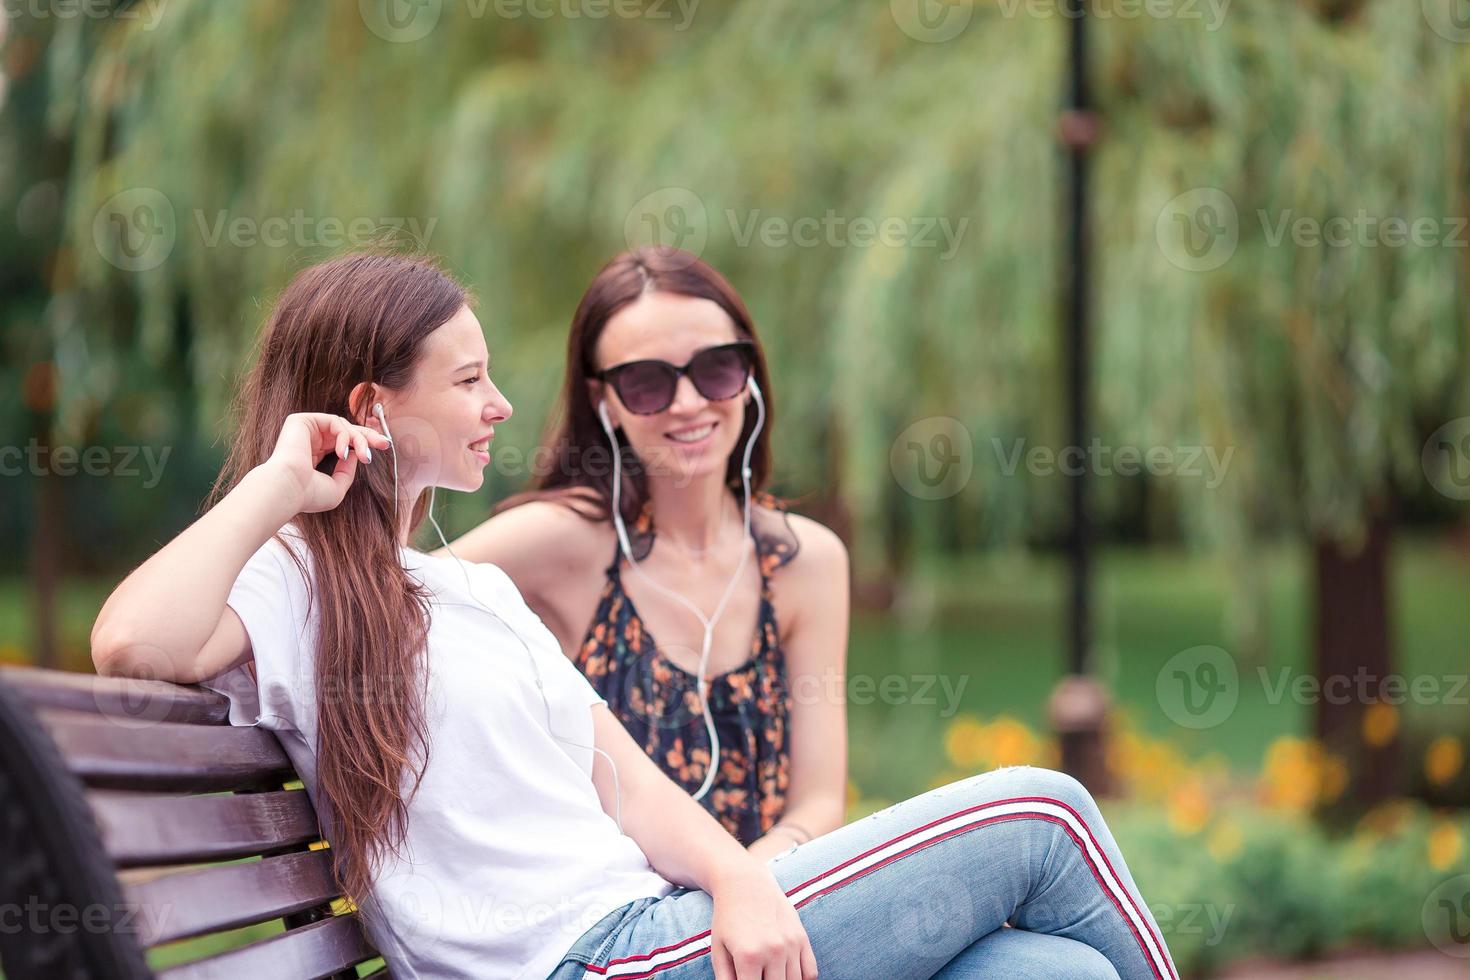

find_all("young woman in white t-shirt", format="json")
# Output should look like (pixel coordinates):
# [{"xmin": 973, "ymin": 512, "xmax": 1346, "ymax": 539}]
[{"xmin": 91, "ymin": 252, "xmax": 1178, "ymax": 980}]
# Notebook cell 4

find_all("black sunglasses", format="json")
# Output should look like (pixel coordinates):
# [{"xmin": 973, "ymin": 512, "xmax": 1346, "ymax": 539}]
[{"xmin": 597, "ymin": 341, "xmax": 756, "ymax": 415}]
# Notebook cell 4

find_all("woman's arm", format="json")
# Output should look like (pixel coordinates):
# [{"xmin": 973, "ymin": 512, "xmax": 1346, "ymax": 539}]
[
  {"xmin": 747, "ymin": 518, "xmax": 851, "ymax": 862},
  {"xmin": 590, "ymin": 705, "xmax": 818, "ymax": 980},
  {"xmin": 91, "ymin": 414, "xmax": 388, "ymax": 683}
]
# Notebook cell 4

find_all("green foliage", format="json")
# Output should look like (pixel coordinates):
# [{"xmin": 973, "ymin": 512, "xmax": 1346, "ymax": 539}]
[
  {"xmin": 1105, "ymin": 799, "xmax": 1470, "ymax": 976},
  {"xmin": 13, "ymin": 0, "xmax": 1469, "ymax": 578}
]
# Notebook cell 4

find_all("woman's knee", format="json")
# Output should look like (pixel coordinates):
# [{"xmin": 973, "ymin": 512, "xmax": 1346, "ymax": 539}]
[
  {"xmin": 1065, "ymin": 941, "xmax": 1123, "ymax": 980},
  {"xmin": 991, "ymin": 765, "xmax": 1101, "ymax": 815}
]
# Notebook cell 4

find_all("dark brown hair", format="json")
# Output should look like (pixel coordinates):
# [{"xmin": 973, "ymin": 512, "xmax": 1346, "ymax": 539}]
[
  {"xmin": 209, "ymin": 251, "xmax": 467, "ymax": 907},
  {"xmin": 501, "ymin": 247, "xmax": 775, "ymax": 534}
]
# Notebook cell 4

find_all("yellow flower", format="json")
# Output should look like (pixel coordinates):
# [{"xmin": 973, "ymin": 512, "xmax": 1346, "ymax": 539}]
[
  {"xmin": 1207, "ymin": 820, "xmax": 1244, "ymax": 862},
  {"xmin": 1166, "ymin": 779, "xmax": 1212, "ymax": 836},
  {"xmin": 987, "ymin": 717, "xmax": 1040, "ymax": 768},
  {"xmin": 1357, "ymin": 800, "xmax": 1414, "ymax": 838},
  {"xmin": 1259, "ymin": 737, "xmax": 1345, "ymax": 813},
  {"xmin": 1362, "ymin": 703, "xmax": 1398, "ymax": 748},
  {"xmin": 1426, "ymin": 736, "xmax": 1464, "ymax": 787},
  {"xmin": 1429, "ymin": 822, "xmax": 1463, "ymax": 871},
  {"xmin": 944, "ymin": 715, "xmax": 988, "ymax": 769}
]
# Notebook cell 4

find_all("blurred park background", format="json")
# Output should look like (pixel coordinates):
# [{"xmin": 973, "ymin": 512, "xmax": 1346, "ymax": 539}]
[{"xmin": 3, "ymin": 0, "xmax": 1470, "ymax": 975}]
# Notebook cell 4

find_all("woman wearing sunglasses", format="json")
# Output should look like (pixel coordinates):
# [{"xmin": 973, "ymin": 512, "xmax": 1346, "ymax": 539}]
[
  {"xmin": 445, "ymin": 248, "xmax": 850, "ymax": 861},
  {"xmin": 93, "ymin": 251, "xmax": 1177, "ymax": 979}
]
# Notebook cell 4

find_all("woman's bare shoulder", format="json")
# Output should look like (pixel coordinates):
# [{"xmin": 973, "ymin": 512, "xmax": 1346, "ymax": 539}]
[
  {"xmin": 444, "ymin": 489, "xmax": 614, "ymax": 573},
  {"xmin": 776, "ymin": 510, "xmax": 849, "ymax": 584}
]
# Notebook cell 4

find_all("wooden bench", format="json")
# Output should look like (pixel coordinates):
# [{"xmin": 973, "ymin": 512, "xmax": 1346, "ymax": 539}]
[{"xmin": 0, "ymin": 664, "xmax": 384, "ymax": 979}]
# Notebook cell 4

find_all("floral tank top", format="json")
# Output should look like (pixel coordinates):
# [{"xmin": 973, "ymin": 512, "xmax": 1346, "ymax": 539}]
[{"xmin": 574, "ymin": 492, "xmax": 800, "ymax": 846}]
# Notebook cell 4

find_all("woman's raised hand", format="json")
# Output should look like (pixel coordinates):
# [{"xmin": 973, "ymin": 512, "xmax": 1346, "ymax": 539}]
[{"xmin": 263, "ymin": 412, "xmax": 393, "ymax": 515}]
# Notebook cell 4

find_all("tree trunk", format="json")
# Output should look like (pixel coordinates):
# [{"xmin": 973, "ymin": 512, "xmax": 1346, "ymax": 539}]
[
  {"xmin": 29, "ymin": 441, "xmax": 61, "ymax": 671},
  {"xmin": 1312, "ymin": 508, "xmax": 1398, "ymax": 808}
]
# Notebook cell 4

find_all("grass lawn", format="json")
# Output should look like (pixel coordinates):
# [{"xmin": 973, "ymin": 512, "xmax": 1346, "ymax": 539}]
[{"xmin": 842, "ymin": 535, "xmax": 1470, "ymax": 802}]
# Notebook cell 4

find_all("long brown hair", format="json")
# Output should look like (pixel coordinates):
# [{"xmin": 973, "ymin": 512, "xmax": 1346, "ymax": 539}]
[
  {"xmin": 502, "ymin": 247, "xmax": 776, "ymax": 536},
  {"xmin": 210, "ymin": 252, "xmax": 467, "ymax": 907}
]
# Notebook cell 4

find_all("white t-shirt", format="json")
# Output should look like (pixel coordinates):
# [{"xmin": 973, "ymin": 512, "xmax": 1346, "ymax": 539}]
[{"xmin": 201, "ymin": 527, "xmax": 674, "ymax": 979}]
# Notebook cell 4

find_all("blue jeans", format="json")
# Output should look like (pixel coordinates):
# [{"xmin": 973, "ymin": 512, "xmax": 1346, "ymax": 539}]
[{"xmin": 546, "ymin": 767, "xmax": 1177, "ymax": 980}]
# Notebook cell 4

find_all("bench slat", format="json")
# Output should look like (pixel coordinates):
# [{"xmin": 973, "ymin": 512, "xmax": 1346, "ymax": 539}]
[
  {"xmin": 87, "ymin": 789, "xmax": 322, "ymax": 867},
  {"xmin": 123, "ymin": 849, "xmax": 340, "ymax": 946},
  {"xmin": 0, "ymin": 665, "xmax": 230, "ymax": 726},
  {"xmin": 157, "ymin": 914, "xmax": 376, "ymax": 980},
  {"xmin": 37, "ymin": 708, "xmax": 292, "ymax": 792}
]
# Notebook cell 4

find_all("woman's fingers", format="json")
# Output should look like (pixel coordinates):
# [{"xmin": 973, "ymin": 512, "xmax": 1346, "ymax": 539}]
[
  {"xmin": 329, "ymin": 446, "xmax": 358, "ymax": 494},
  {"xmin": 293, "ymin": 413, "xmax": 388, "ymax": 462},
  {"xmin": 711, "ymin": 943, "xmax": 736, "ymax": 980},
  {"xmin": 800, "ymin": 940, "xmax": 819, "ymax": 979}
]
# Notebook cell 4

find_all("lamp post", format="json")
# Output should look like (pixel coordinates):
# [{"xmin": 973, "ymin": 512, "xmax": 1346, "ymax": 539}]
[{"xmin": 1047, "ymin": 0, "xmax": 1112, "ymax": 793}]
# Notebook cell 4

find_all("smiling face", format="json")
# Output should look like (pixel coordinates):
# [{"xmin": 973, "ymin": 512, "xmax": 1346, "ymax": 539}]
[
  {"xmin": 592, "ymin": 290, "xmax": 750, "ymax": 486},
  {"xmin": 371, "ymin": 304, "xmax": 512, "ymax": 496}
]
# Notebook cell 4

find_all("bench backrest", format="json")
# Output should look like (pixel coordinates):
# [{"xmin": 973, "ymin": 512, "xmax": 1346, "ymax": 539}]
[{"xmin": 0, "ymin": 664, "xmax": 384, "ymax": 979}]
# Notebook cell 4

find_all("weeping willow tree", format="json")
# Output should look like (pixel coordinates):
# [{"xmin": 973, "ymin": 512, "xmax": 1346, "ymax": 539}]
[
  {"xmin": 15, "ymin": 0, "xmax": 1470, "ymax": 799},
  {"xmin": 1089, "ymin": 1, "xmax": 1470, "ymax": 805}
]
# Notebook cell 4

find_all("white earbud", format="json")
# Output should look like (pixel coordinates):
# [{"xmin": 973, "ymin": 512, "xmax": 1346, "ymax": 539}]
[{"xmin": 373, "ymin": 402, "xmax": 393, "ymax": 442}]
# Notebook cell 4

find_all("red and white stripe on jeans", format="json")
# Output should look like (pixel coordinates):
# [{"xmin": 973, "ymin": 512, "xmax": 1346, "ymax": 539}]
[{"xmin": 580, "ymin": 795, "xmax": 1177, "ymax": 980}]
